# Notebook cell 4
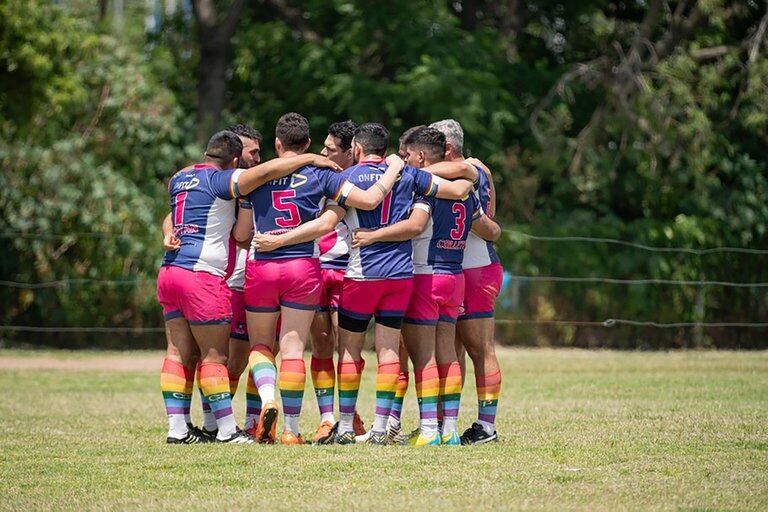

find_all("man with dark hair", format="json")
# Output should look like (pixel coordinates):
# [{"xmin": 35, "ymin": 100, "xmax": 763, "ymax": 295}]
[
  {"xmin": 397, "ymin": 125, "xmax": 426, "ymax": 158},
  {"xmin": 275, "ymin": 112, "xmax": 311, "ymax": 152},
  {"xmin": 229, "ymin": 124, "xmax": 263, "ymax": 168},
  {"xmin": 310, "ymin": 120, "xmax": 366, "ymax": 444},
  {"xmin": 233, "ymin": 114, "xmax": 407, "ymax": 445},
  {"xmin": 157, "ymin": 130, "xmax": 340, "ymax": 444},
  {"xmin": 352, "ymin": 127, "xmax": 499, "ymax": 446},
  {"xmin": 331, "ymin": 122, "xmax": 477, "ymax": 445}
]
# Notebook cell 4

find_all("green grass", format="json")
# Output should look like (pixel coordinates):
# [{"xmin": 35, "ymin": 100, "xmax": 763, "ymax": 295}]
[{"xmin": 1, "ymin": 348, "xmax": 767, "ymax": 511}]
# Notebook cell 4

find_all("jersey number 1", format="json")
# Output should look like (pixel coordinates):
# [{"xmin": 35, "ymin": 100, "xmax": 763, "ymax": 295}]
[
  {"xmin": 173, "ymin": 191, "xmax": 188, "ymax": 226},
  {"xmin": 272, "ymin": 190, "xmax": 301, "ymax": 228}
]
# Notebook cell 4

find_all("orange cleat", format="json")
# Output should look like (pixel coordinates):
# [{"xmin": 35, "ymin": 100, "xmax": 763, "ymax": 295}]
[
  {"xmin": 353, "ymin": 412, "xmax": 366, "ymax": 436},
  {"xmin": 250, "ymin": 400, "xmax": 278, "ymax": 444},
  {"xmin": 280, "ymin": 431, "xmax": 305, "ymax": 445},
  {"xmin": 312, "ymin": 420, "xmax": 336, "ymax": 445}
]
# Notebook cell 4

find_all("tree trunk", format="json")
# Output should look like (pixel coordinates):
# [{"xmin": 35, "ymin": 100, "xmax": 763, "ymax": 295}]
[{"xmin": 191, "ymin": 0, "xmax": 245, "ymax": 145}]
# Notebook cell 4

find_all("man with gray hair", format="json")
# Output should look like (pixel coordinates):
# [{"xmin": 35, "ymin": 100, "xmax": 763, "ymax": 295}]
[{"xmin": 430, "ymin": 119, "xmax": 503, "ymax": 445}]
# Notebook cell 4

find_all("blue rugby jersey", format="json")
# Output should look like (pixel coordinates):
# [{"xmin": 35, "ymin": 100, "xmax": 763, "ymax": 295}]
[
  {"xmin": 162, "ymin": 164, "xmax": 243, "ymax": 277},
  {"xmin": 412, "ymin": 193, "xmax": 482, "ymax": 275},
  {"xmin": 462, "ymin": 168, "xmax": 500, "ymax": 269},
  {"xmin": 343, "ymin": 159, "xmax": 440, "ymax": 280},
  {"xmin": 247, "ymin": 165, "xmax": 348, "ymax": 260},
  {"xmin": 319, "ymin": 223, "xmax": 351, "ymax": 270}
]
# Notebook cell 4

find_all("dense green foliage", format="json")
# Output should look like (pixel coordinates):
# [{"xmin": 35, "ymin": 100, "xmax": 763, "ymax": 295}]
[{"xmin": 1, "ymin": 0, "xmax": 767, "ymax": 348}]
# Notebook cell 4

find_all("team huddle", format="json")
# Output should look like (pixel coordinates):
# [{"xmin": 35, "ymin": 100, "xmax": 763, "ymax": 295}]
[{"xmin": 158, "ymin": 114, "xmax": 503, "ymax": 446}]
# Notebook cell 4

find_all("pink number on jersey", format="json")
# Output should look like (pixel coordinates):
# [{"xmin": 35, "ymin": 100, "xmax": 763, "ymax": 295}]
[
  {"xmin": 380, "ymin": 190, "xmax": 393, "ymax": 224},
  {"xmin": 173, "ymin": 191, "xmax": 188, "ymax": 226},
  {"xmin": 450, "ymin": 202, "xmax": 466, "ymax": 240},
  {"xmin": 272, "ymin": 190, "xmax": 301, "ymax": 228}
]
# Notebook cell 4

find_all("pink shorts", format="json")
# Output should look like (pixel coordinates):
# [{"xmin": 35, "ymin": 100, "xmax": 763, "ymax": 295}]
[
  {"xmin": 319, "ymin": 269, "xmax": 345, "ymax": 312},
  {"xmin": 229, "ymin": 289, "xmax": 248, "ymax": 341},
  {"xmin": 157, "ymin": 266, "xmax": 231, "ymax": 325},
  {"xmin": 405, "ymin": 273, "xmax": 465, "ymax": 325},
  {"xmin": 339, "ymin": 278, "xmax": 413, "ymax": 325},
  {"xmin": 459, "ymin": 263, "xmax": 503, "ymax": 321},
  {"xmin": 244, "ymin": 258, "xmax": 321, "ymax": 313}
]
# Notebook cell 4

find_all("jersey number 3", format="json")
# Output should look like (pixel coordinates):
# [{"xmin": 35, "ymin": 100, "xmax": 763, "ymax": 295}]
[
  {"xmin": 450, "ymin": 203, "xmax": 466, "ymax": 240},
  {"xmin": 272, "ymin": 190, "xmax": 301, "ymax": 228}
]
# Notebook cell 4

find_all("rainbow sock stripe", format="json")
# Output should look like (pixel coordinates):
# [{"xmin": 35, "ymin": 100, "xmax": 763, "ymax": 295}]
[
  {"xmin": 438, "ymin": 362, "xmax": 462, "ymax": 423},
  {"xmin": 249, "ymin": 344, "xmax": 277, "ymax": 402},
  {"xmin": 160, "ymin": 358, "xmax": 191, "ymax": 420},
  {"xmin": 373, "ymin": 362, "xmax": 400, "ymax": 432},
  {"xmin": 245, "ymin": 369, "xmax": 262, "ymax": 429},
  {"xmin": 229, "ymin": 373, "xmax": 241, "ymax": 398},
  {"xmin": 310, "ymin": 356, "xmax": 335, "ymax": 417},
  {"xmin": 388, "ymin": 371, "xmax": 409, "ymax": 423},
  {"xmin": 196, "ymin": 362, "xmax": 216, "ymax": 430},
  {"xmin": 476, "ymin": 370, "xmax": 501, "ymax": 426},
  {"xmin": 338, "ymin": 360, "xmax": 364, "ymax": 417},
  {"xmin": 279, "ymin": 358, "xmax": 306, "ymax": 420},
  {"xmin": 198, "ymin": 363, "xmax": 235, "ymax": 421},
  {"xmin": 415, "ymin": 364, "xmax": 440, "ymax": 424}
]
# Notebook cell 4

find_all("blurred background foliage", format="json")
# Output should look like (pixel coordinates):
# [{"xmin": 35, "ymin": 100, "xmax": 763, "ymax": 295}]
[{"xmin": 1, "ymin": 0, "xmax": 767, "ymax": 348}]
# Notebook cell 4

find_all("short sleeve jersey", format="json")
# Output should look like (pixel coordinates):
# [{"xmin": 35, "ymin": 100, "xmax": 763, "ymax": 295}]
[
  {"xmin": 412, "ymin": 193, "xmax": 482, "ymax": 275},
  {"xmin": 162, "ymin": 164, "xmax": 242, "ymax": 277},
  {"xmin": 462, "ymin": 168, "xmax": 500, "ymax": 269},
  {"xmin": 343, "ymin": 160, "xmax": 439, "ymax": 280},
  {"xmin": 247, "ymin": 165, "xmax": 347, "ymax": 260}
]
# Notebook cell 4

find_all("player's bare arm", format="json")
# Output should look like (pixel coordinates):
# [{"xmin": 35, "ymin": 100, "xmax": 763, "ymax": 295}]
[
  {"xmin": 424, "ymin": 160, "xmax": 478, "ymax": 183},
  {"xmin": 254, "ymin": 206, "xmax": 345, "ymax": 252},
  {"xmin": 432, "ymin": 176, "xmax": 474, "ymax": 200},
  {"xmin": 352, "ymin": 208, "xmax": 430, "ymax": 248},
  {"xmin": 341, "ymin": 154, "xmax": 405, "ymax": 210},
  {"xmin": 471, "ymin": 214, "xmax": 501, "ymax": 241},
  {"xmin": 161, "ymin": 212, "xmax": 180, "ymax": 251},
  {"xmin": 232, "ymin": 202, "xmax": 254, "ymax": 248},
  {"xmin": 236, "ymin": 154, "xmax": 343, "ymax": 196}
]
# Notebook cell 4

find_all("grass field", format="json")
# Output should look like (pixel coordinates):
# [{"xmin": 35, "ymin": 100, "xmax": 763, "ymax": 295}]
[{"xmin": 1, "ymin": 347, "xmax": 766, "ymax": 511}]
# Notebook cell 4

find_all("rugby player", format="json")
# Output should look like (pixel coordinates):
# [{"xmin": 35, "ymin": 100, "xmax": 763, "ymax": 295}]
[
  {"xmin": 310, "ymin": 120, "xmax": 366, "ymax": 443},
  {"xmin": 431, "ymin": 119, "xmax": 503, "ymax": 445},
  {"xmin": 158, "ymin": 129, "xmax": 340, "ymax": 444},
  {"xmin": 353, "ymin": 127, "xmax": 500, "ymax": 445},
  {"xmin": 233, "ymin": 113, "xmax": 407, "ymax": 445},
  {"xmin": 333, "ymin": 123, "xmax": 477, "ymax": 445}
]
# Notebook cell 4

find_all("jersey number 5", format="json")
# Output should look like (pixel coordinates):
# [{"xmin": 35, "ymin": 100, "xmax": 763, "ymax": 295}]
[
  {"xmin": 450, "ymin": 203, "xmax": 466, "ymax": 240},
  {"xmin": 272, "ymin": 190, "xmax": 301, "ymax": 228}
]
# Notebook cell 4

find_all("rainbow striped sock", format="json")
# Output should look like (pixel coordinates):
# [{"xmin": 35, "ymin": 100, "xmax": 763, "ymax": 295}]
[
  {"xmin": 310, "ymin": 356, "xmax": 335, "ymax": 423},
  {"xmin": 476, "ymin": 370, "xmax": 501, "ymax": 433},
  {"xmin": 279, "ymin": 358, "xmax": 306, "ymax": 434},
  {"xmin": 415, "ymin": 364, "xmax": 440, "ymax": 436},
  {"xmin": 337, "ymin": 359, "xmax": 364, "ymax": 433},
  {"xmin": 160, "ymin": 358, "xmax": 192, "ymax": 438},
  {"xmin": 388, "ymin": 371, "xmax": 409, "ymax": 425},
  {"xmin": 244, "ymin": 369, "xmax": 262, "ymax": 430},
  {"xmin": 199, "ymin": 362, "xmax": 237, "ymax": 438},
  {"xmin": 438, "ymin": 362, "xmax": 462, "ymax": 434},
  {"xmin": 248, "ymin": 344, "xmax": 276, "ymax": 403},
  {"xmin": 196, "ymin": 362, "xmax": 217, "ymax": 431},
  {"xmin": 229, "ymin": 373, "xmax": 241, "ymax": 398},
  {"xmin": 372, "ymin": 362, "xmax": 400, "ymax": 433},
  {"xmin": 182, "ymin": 363, "xmax": 195, "ymax": 425}
]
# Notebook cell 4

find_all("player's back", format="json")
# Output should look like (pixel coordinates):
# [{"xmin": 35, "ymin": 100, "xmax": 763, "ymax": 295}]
[
  {"xmin": 413, "ymin": 193, "xmax": 478, "ymax": 275},
  {"xmin": 463, "ymin": 168, "xmax": 499, "ymax": 269},
  {"xmin": 162, "ymin": 164, "xmax": 240, "ymax": 276},
  {"xmin": 248, "ymin": 164, "xmax": 345, "ymax": 260},
  {"xmin": 344, "ymin": 161, "xmax": 438, "ymax": 279}
]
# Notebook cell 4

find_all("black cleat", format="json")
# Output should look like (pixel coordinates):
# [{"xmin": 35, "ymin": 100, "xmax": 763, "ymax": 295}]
[
  {"xmin": 460, "ymin": 422, "xmax": 498, "ymax": 445},
  {"xmin": 365, "ymin": 431, "xmax": 389, "ymax": 445},
  {"xmin": 333, "ymin": 430, "xmax": 356, "ymax": 445},
  {"xmin": 188, "ymin": 423, "xmax": 217, "ymax": 442},
  {"xmin": 216, "ymin": 428, "xmax": 256, "ymax": 444},
  {"xmin": 166, "ymin": 429, "xmax": 206, "ymax": 444}
]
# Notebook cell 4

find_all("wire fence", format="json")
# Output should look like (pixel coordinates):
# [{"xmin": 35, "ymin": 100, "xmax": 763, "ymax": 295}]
[{"xmin": 3, "ymin": 229, "xmax": 767, "ymax": 334}]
